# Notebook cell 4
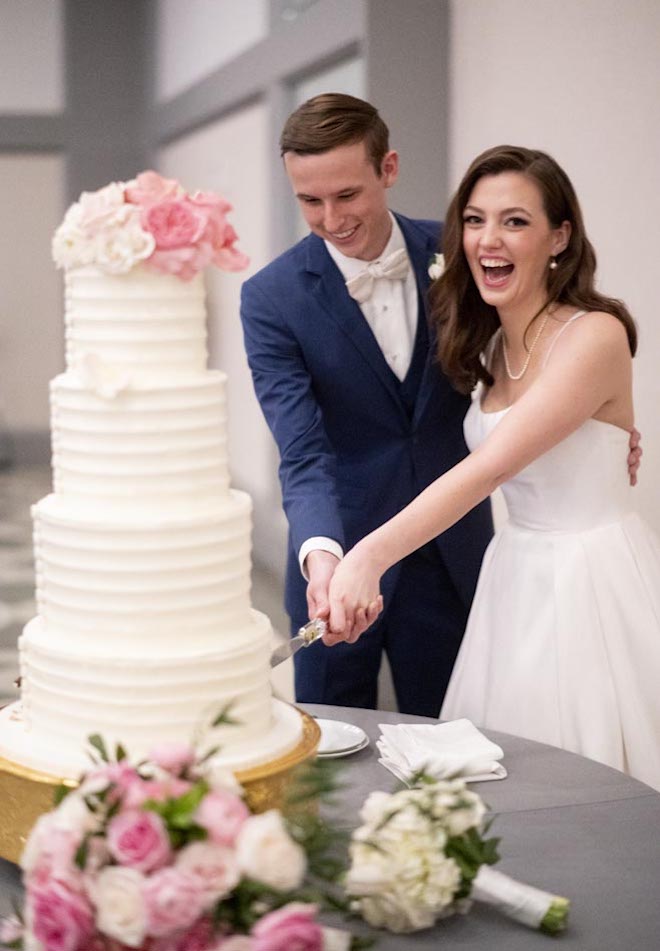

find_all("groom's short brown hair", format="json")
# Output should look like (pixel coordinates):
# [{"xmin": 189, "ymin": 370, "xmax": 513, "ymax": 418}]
[{"xmin": 280, "ymin": 93, "xmax": 390, "ymax": 175}]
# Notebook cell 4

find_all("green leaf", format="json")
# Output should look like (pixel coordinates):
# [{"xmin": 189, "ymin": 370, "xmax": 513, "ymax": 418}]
[
  {"xmin": 74, "ymin": 837, "xmax": 89, "ymax": 870},
  {"xmin": 53, "ymin": 783, "xmax": 72, "ymax": 806},
  {"xmin": 87, "ymin": 733, "xmax": 109, "ymax": 763},
  {"xmin": 211, "ymin": 702, "xmax": 242, "ymax": 728},
  {"xmin": 115, "ymin": 742, "xmax": 128, "ymax": 762}
]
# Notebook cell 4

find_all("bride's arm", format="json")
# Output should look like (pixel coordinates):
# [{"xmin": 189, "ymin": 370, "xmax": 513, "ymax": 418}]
[{"xmin": 328, "ymin": 313, "xmax": 632, "ymax": 640}]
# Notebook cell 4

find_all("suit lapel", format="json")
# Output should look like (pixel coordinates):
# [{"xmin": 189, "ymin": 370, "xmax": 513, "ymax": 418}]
[
  {"xmin": 305, "ymin": 235, "xmax": 407, "ymax": 417},
  {"xmin": 395, "ymin": 215, "xmax": 443, "ymax": 425}
]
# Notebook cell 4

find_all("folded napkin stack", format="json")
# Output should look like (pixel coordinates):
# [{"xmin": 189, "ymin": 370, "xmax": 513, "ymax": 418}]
[{"xmin": 377, "ymin": 718, "xmax": 507, "ymax": 784}]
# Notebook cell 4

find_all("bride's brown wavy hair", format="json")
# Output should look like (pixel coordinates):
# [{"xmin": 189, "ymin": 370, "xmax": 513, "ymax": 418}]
[{"xmin": 430, "ymin": 145, "xmax": 637, "ymax": 394}]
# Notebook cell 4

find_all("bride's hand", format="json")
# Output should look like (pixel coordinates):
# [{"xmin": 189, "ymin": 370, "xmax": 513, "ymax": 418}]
[{"xmin": 326, "ymin": 543, "xmax": 385, "ymax": 644}]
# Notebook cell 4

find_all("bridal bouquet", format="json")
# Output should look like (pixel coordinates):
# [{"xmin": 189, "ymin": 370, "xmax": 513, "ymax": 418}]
[
  {"xmin": 0, "ymin": 726, "xmax": 360, "ymax": 951},
  {"xmin": 345, "ymin": 776, "xmax": 569, "ymax": 935},
  {"xmin": 52, "ymin": 170, "xmax": 248, "ymax": 280}
]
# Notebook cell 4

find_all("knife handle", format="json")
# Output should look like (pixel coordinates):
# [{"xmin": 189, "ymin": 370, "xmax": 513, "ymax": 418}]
[{"xmin": 297, "ymin": 618, "xmax": 327, "ymax": 645}]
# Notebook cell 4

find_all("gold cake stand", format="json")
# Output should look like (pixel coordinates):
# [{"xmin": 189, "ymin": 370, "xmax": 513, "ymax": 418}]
[{"xmin": 0, "ymin": 708, "xmax": 320, "ymax": 864}]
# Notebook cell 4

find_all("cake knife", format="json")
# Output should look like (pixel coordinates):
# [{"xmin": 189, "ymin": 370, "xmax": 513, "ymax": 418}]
[{"xmin": 270, "ymin": 618, "xmax": 327, "ymax": 667}]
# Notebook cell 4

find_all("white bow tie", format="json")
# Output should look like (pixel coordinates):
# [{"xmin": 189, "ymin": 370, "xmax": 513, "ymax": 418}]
[{"xmin": 345, "ymin": 248, "xmax": 410, "ymax": 304}]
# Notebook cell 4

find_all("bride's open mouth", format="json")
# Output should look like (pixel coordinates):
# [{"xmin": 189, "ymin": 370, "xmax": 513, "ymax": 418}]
[{"xmin": 481, "ymin": 258, "xmax": 514, "ymax": 286}]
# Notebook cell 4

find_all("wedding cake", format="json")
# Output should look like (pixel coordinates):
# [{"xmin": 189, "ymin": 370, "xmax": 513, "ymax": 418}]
[{"xmin": 0, "ymin": 171, "xmax": 302, "ymax": 777}]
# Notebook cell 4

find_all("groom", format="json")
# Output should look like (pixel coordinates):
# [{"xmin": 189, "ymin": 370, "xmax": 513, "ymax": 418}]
[{"xmin": 239, "ymin": 93, "xmax": 493, "ymax": 716}]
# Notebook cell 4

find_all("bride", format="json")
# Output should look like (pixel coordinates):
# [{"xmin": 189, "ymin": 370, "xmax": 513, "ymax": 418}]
[{"xmin": 325, "ymin": 145, "xmax": 660, "ymax": 790}]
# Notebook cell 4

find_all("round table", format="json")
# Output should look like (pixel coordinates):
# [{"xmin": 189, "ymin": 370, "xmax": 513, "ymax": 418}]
[
  {"xmin": 1, "ymin": 704, "xmax": 659, "ymax": 949},
  {"xmin": 303, "ymin": 703, "xmax": 660, "ymax": 950}
]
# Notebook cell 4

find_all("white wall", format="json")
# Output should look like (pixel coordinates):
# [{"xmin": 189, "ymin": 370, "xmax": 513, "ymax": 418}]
[
  {"xmin": 0, "ymin": 154, "xmax": 65, "ymax": 434},
  {"xmin": 450, "ymin": 0, "xmax": 660, "ymax": 532},
  {"xmin": 0, "ymin": 0, "xmax": 64, "ymax": 112},
  {"xmin": 158, "ymin": 101, "xmax": 288, "ymax": 571},
  {"xmin": 155, "ymin": 0, "xmax": 268, "ymax": 101}
]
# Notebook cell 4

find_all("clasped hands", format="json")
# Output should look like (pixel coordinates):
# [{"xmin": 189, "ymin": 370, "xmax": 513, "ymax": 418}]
[{"xmin": 304, "ymin": 547, "xmax": 384, "ymax": 646}]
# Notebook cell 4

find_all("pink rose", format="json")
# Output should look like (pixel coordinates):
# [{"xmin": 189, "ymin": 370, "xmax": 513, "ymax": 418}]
[
  {"xmin": 142, "ymin": 199, "xmax": 206, "ymax": 250},
  {"xmin": 28, "ymin": 880, "xmax": 94, "ymax": 951},
  {"xmin": 107, "ymin": 809, "xmax": 171, "ymax": 872},
  {"xmin": 125, "ymin": 170, "xmax": 184, "ymax": 207},
  {"xmin": 143, "ymin": 868, "xmax": 206, "ymax": 937},
  {"xmin": 0, "ymin": 916, "xmax": 23, "ymax": 943},
  {"xmin": 194, "ymin": 791, "xmax": 250, "ymax": 846},
  {"xmin": 147, "ymin": 742, "xmax": 197, "ymax": 776},
  {"xmin": 146, "ymin": 245, "xmax": 214, "ymax": 280},
  {"xmin": 190, "ymin": 193, "xmax": 249, "ymax": 271},
  {"xmin": 123, "ymin": 776, "xmax": 193, "ymax": 809},
  {"xmin": 175, "ymin": 842, "xmax": 240, "ymax": 907},
  {"xmin": 152, "ymin": 916, "xmax": 220, "ymax": 951},
  {"xmin": 251, "ymin": 903, "xmax": 323, "ymax": 951}
]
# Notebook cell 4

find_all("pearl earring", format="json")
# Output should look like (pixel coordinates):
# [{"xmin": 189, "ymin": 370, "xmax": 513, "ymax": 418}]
[{"xmin": 549, "ymin": 257, "xmax": 558, "ymax": 270}]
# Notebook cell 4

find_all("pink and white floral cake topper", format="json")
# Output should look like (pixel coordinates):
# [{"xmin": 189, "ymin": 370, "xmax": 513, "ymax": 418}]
[{"xmin": 52, "ymin": 170, "xmax": 249, "ymax": 281}]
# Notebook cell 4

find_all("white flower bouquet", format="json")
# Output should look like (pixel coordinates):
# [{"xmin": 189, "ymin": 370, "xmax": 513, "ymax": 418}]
[{"xmin": 346, "ymin": 777, "xmax": 569, "ymax": 935}]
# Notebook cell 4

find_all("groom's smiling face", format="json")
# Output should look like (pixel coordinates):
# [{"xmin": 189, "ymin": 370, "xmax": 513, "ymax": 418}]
[{"xmin": 284, "ymin": 140, "xmax": 399, "ymax": 262}]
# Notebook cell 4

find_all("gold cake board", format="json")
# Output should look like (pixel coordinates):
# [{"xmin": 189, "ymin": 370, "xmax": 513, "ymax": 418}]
[{"xmin": 0, "ymin": 708, "xmax": 320, "ymax": 865}]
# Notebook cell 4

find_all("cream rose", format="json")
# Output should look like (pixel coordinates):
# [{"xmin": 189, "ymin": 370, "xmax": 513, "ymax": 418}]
[
  {"xmin": 92, "ymin": 866, "xmax": 147, "ymax": 948},
  {"xmin": 235, "ymin": 810, "xmax": 306, "ymax": 891}
]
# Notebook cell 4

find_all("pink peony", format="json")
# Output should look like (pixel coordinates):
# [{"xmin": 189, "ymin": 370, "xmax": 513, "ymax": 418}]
[
  {"xmin": 194, "ymin": 790, "xmax": 250, "ymax": 847},
  {"xmin": 143, "ymin": 867, "xmax": 206, "ymax": 937},
  {"xmin": 125, "ymin": 170, "xmax": 184, "ymax": 207},
  {"xmin": 107, "ymin": 808, "xmax": 171, "ymax": 872},
  {"xmin": 251, "ymin": 903, "xmax": 323, "ymax": 951},
  {"xmin": 28, "ymin": 879, "xmax": 94, "ymax": 951},
  {"xmin": 141, "ymin": 199, "xmax": 207, "ymax": 250},
  {"xmin": 147, "ymin": 742, "xmax": 197, "ymax": 776},
  {"xmin": 146, "ymin": 245, "xmax": 214, "ymax": 281},
  {"xmin": 175, "ymin": 841, "xmax": 240, "ymax": 908}
]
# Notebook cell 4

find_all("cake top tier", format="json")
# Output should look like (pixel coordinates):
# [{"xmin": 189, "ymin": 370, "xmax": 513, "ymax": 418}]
[{"xmin": 52, "ymin": 170, "xmax": 248, "ymax": 281}]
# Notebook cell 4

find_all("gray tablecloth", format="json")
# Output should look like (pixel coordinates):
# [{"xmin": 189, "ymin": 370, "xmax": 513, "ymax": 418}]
[
  {"xmin": 2, "ymin": 704, "xmax": 659, "ymax": 949},
  {"xmin": 303, "ymin": 703, "xmax": 660, "ymax": 950}
]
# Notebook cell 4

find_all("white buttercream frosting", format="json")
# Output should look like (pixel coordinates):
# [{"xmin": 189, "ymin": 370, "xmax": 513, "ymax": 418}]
[{"xmin": 0, "ymin": 264, "xmax": 301, "ymax": 777}]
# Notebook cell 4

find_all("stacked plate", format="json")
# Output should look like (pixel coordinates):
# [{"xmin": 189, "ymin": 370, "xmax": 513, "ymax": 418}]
[{"xmin": 315, "ymin": 718, "xmax": 370, "ymax": 758}]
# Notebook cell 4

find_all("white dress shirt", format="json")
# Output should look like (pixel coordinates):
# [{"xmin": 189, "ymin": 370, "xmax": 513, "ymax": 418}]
[{"xmin": 299, "ymin": 214, "xmax": 418, "ymax": 576}]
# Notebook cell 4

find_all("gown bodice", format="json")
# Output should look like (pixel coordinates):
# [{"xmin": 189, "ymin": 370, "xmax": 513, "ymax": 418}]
[{"xmin": 463, "ymin": 399, "xmax": 633, "ymax": 533}]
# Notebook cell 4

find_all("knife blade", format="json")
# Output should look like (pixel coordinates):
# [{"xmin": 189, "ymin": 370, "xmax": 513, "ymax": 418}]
[{"xmin": 270, "ymin": 618, "xmax": 327, "ymax": 667}]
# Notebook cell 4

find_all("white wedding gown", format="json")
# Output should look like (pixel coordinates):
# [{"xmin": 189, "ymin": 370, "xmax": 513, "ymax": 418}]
[{"xmin": 441, "ymin": 385, "xmax": 660, "ymax": 790}]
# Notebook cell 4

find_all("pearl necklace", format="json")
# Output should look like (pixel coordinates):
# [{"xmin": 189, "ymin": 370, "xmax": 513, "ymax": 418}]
[{"xmin": 501, "ymin": 310, "xmax": 550, "ymax": 381}]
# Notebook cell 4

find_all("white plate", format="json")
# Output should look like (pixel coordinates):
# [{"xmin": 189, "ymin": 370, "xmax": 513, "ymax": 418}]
[{"xmin": 315, "ymin": 718, "xmax": 370, "ymax": 757}]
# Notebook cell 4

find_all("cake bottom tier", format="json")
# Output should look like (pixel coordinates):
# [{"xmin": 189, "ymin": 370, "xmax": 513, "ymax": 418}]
[{"xmin": 5, "ymin": 612, "xmax": 301, "ymax": 776}]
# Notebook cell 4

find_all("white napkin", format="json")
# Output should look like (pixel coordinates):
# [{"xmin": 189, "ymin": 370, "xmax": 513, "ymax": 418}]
[{"xmin": 377, "ymin": 718, "xmax": 507, "ymax": 784}]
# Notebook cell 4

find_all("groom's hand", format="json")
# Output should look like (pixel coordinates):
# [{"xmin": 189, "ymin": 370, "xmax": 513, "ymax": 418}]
[
  {"xmin": 305, "ymin": 549, "xmax": 340, "ymax": 627},
  {"xmin": 628, "ymin": 427, "xmax": 642, "ymax": 486}
]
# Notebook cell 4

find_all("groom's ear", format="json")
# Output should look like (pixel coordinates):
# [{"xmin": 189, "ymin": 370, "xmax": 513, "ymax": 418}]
[{"xmin": 380, "ymin": 150, "xmax": 399, "ymax": 188}]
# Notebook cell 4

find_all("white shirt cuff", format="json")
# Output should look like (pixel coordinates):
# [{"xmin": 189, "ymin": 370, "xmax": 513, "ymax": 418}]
[{"xmin": 299, "ymin": 537, "xmax": 344, "ymax": 581}]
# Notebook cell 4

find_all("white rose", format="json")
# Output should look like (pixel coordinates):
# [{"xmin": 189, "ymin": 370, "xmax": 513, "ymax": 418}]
[
  {"xmin": 235, "ymin": 810, "xmax": 306, "ymax": 891},
  {"xmin": 52, "ymin": 788, "xmax": 100, "ymax": 835},
  {"xmin": 175, "ymin": 841, "xmax": 240, "ymax": 907},
  {"xmin": 322, "ymin": 926, "xmax": 352, "ymax": 950},
  {"xmin": 198, "ymin": 758, "xmax": 244, "ymax": 795},
  {"xmin": 92, "ymin": 865, "xmax": 147, "ymax": 948},
  {"xmin": 358, "ymin": 790, "xmax": 392, "ymax": 825},
  {"xmin": 358, "ymin": 891, "xmax": 435, "ymax": 933},
  {"xmin": 428, "ymin": 253, "xmax": 445, "ymax": 280},
  {"xmin": 94, "ymin": 206, "xmax": 155, "ymax": 274}
]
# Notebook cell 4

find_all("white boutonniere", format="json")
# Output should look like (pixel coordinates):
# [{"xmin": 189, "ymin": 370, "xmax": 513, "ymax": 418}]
[{"xmin": 428, "ymin": 253, "xmax": 445, "ymax": 280}]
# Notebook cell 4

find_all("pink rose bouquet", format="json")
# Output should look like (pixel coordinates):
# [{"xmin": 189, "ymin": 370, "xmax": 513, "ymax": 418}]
[
  {"xmin": 52, "ymin": 170, "xmax": 248, "ymax": 279},
  {"xmin": 0, "ymin": 723, "xmax": 360, "ymax": 951}
]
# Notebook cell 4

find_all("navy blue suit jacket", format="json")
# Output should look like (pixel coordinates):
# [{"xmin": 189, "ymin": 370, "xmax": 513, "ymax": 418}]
[{"xmin": 240, "ymin": 213, "xmax": 493, "ymax": 630}]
